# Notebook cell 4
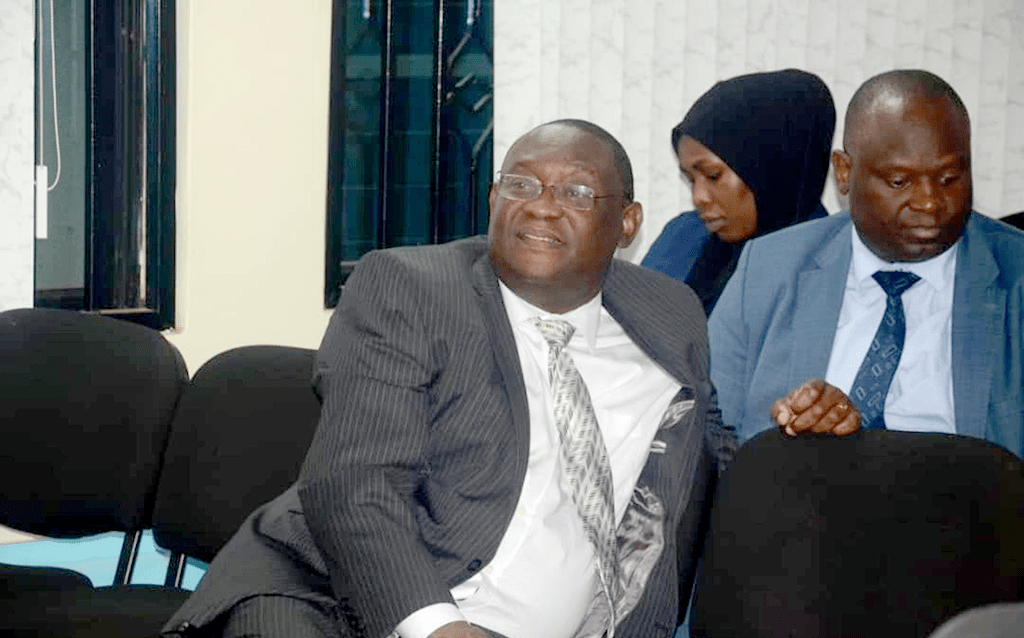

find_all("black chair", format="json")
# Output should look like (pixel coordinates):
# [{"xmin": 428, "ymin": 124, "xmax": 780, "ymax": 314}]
[
  {"xmin": 0, "ymin": 308, "xmax": 188, "ymax": 632},
  {"xmin": 691, "ymin": 428, "xmax": 1024, "ymax": 638},
  {"xmin": 152, "ymin": 345, "xmax": 323, "ymax": 585},
  {"xmin": 1001, "ymin": 211, "xmax": 1024, "ymax": 231},
  {"xmin": 0, "ymin": 308, "xmax": 188, "ymax": 589},
  {"xmin": 2, "ymin": 343, "xmax": 322, "ymax": 637}
]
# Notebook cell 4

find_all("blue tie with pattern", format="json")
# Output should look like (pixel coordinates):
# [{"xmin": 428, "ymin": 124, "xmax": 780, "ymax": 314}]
[
  {"xmin": 848, "ymin": 270, "xmax": 921, "ymax": 429},
  {"xmin": 531, "ymin": 317, "xmax": 621, "ymax": 637}
]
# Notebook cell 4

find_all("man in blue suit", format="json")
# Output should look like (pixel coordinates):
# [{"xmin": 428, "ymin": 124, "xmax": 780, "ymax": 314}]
[{"xmin": 709, "ymin": 69, "xmax": 1024, "ymax": 457}]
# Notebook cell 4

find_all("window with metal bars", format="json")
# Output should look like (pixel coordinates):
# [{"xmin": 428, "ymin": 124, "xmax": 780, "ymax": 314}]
[{"xmin": 324, "ymin": 0, "xmax": 493, "ymax": 308}]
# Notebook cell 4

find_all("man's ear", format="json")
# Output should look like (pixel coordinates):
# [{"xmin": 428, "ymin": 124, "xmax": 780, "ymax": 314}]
[
  {"xmin": 832, "ymin": 150, "xmax": 852, "ymax": 195},
  {"xmin": 618, "ymin": 201, "xmax": 643, "ymax": 248}
]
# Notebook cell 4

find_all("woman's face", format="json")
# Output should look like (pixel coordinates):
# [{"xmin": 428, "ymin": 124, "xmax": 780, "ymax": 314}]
[{"xmin": 676, "ymin": 135, "xmax": 758, "ymax": 242}]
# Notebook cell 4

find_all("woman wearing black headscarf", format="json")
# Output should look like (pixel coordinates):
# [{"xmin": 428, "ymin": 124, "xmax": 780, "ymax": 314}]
[{"xmin": 642, "ymin": 68, "xmax": 836, "ymax": 314}]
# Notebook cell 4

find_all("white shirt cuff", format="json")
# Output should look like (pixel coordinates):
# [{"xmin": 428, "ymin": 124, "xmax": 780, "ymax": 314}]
[{"xmin": 395, "ymin": 602, "xmax": 467, "ymax": 638}]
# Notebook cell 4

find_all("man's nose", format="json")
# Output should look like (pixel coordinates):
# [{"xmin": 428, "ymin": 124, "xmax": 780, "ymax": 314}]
[
  {"xmin": 524, "ymin": 185, "xmax": 564, "ymax": 217},
  {"xmin": 908, "ymin": 178, "xmax": 940, "ymax": 214}
]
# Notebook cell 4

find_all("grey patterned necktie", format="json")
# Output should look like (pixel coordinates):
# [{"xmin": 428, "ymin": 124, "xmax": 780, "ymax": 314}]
[
  {"xmin": 531, "ymin": 317, "xmax": 621, "ymax": 636},
  {"xmin": 849, "ymin": 270, "xmax": 921, "ymax": 429}
]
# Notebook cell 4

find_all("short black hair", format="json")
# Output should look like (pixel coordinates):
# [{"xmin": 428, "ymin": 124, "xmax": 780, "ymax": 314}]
[
  {"xmin": 844, "ymin": 69, "xmax": 970, "ymax": 150},
  {"xmin": 536, "ymin": 118, "xmax": 635, "ymax": 202}
]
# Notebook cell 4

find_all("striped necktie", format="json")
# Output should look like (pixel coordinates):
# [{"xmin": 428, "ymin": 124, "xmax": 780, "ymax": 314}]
[{"xmin": 531, "ymin": 317, "xmax": 621, "ymax": 637}]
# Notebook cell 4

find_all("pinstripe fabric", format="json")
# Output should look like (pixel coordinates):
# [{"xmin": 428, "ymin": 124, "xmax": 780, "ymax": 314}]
[
  {"xmin": 218, "ymin": 596, "xmax": 342, "ymax": 638},
  {"xmin": 163, "ymin": 236, "xmax": 735, "ymax": 638}
]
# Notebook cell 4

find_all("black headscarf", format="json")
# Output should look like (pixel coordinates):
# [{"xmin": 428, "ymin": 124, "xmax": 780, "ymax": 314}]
[{"xmin": 671, "ymin": 69, "xmax": 836, "ymax": 313}]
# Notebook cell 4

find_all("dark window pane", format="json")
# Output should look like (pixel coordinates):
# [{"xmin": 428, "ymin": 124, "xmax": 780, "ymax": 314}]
[
  {"xmin": 34, "ymin": 0, "xmax": 88, "ymax": 306},
  {"xmin": 325, "ymin": 0, "xmax": 493, "ymax": 307}
]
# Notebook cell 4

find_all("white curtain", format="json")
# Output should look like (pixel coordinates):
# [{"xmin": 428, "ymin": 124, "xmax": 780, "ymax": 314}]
[{"xmin": 495, "ymin": 0, "xmax": 1024, "ymax": 262}]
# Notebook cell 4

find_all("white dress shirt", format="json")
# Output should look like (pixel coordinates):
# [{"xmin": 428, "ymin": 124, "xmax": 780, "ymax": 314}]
[
  {"xmin": 824, "ymin": 226, "xmax": 957, "ymax": 433},
  {"xmin": 396, "ymin": 284, "xmax": 680, "ymax": 638}
]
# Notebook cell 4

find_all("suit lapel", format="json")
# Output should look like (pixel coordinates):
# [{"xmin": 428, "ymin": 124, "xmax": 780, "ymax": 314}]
[
  {"xmin": 602, "ymin": 261, "xmax": 707, "ymax": 506},
  {"xmin": 602, "ymin": 262, "xmax": 713, "ymax": 635},
  {"xmin": 951, "ymin": 216, "xmax": 1002, "ymax": 440},
  {"xmin": 471, "ymin": 254, "xmax": 531, "ymax": 463},
  {"xmin": 788, "ymin": 221, "xmax": 853, "ymax": 385}
]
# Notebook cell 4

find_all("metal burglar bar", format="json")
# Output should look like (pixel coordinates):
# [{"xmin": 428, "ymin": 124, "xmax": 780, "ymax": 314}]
[{"xmin": 324, "ymin": 0, "xmax": 493, "ymax": 308}]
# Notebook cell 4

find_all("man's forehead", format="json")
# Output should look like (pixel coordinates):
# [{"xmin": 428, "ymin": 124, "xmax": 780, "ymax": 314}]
[
  {"xmin": 503, "ymin": 157, "xmax": 602, "ymax": 177},
  {"xmin": 851, "ymin": 94, "xmax": 968, "ymax": 156},
  {"xmin": 503, "ymin": 128, "xmax": 612, "ymax": 171},
  {"xmin": 864, "ymin": 86, "xmax": 913, "ymax": 117}
]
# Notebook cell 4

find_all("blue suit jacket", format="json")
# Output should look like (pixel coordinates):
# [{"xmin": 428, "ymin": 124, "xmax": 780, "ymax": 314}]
[
  {"xmin": 164, "ymin": 237, "xmax": 735, "ymax": 638},
  {"xmin": 708, "ymin": 212, "xmax": 1024, "ymax": 457}
]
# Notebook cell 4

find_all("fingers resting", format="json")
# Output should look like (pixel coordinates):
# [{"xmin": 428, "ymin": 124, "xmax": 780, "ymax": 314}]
[{"xmin": 772, "ymin": 379, "xmax": 861, "ymax": 436}]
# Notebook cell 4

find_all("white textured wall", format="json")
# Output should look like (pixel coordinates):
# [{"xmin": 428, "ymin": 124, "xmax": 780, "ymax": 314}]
[
  {"xmin": 495, "ymin": 0, "xmax": 1024, "ymax": 262},
  {"xmin": 0, "ymin": 1, "xmax": 34, "ymax": 545},
  {"xmin": 0, "ymin": 0, "xmax": 35, "ymax": 312}
]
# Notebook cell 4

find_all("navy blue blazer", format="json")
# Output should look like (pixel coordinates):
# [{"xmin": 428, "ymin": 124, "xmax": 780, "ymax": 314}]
[
  {"xmin": 164, "ymin": 236, "xmax": 735, "ymax": 638},
  {"xmin": 641, "ymin": 211, "xmax": 709, "ymax": 282},
  {"xmin": 709, "ymin": 211, "xmax": 1024, "ymax": 457}
]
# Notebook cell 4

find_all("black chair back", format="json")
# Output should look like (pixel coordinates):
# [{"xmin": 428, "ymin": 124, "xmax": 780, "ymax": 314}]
[
  {"xmin": 151, "ymin": 345, "xmax": 322, "ymax": 585},
  {"xmin": 0, "ymin": 308, "xmax": 188, "ymax": 587},
  {"xmin": 692, "ymin": 429, "xmax": 1024, "ymax": 638}
]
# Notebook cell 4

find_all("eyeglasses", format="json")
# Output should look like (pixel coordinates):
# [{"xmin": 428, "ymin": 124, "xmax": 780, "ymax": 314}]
[{"xmin": 494, "ymin": 172, "xmax": 623, "ymax": 212}]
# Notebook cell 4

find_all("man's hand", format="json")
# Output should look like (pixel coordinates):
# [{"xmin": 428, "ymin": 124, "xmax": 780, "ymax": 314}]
[
  {"xmin": 770, "ymin": 379, "xmax": 860, "ymax": 437},
  {"xmin": 427, "ymin": 621, "xmax": 493, "ymax": 638}
]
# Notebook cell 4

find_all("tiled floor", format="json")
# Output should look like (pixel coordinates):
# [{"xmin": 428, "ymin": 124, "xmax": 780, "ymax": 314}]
[{"xmin": 0, "ymin": 530, "xmax": 206, "ymax": 589}]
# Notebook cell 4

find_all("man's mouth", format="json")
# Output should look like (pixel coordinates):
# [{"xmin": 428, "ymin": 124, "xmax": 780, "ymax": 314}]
[
  {"xmin": 519, "ymin": 230, "xmax": 563, "ymax": 246},
  {"xmin": 905, "ymin": 226, "xmax": 941, "ymax": 241}
]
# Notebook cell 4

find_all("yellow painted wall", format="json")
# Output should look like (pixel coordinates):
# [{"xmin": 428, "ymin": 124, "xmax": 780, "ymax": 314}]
[{"xmin": 164, "ymin": 0, "xmax": 335, "ymax": 373}]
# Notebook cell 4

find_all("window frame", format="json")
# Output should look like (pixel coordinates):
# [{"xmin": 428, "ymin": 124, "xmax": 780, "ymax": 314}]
[{"xmin": 34, "ymin": 0, "xmax": 176, "ymax": 330}]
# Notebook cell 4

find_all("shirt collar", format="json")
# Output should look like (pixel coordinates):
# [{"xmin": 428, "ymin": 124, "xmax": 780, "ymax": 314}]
[
  {"xmin": 849, "ymin": 224, "xmax": 958, "ymax": 293},
  {"xmin": 498, "ymin": 280, "xmax": 603, "ymax": 351}
]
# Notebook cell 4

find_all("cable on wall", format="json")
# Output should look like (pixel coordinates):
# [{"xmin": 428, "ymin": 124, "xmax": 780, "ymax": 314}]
[{"xmin": 36, "ymin": 0, "xmax": 62, "ymax": 192}]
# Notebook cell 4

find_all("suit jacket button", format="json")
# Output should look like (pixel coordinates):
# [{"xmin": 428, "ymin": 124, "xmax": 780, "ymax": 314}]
[{"xmin": 467, "ymin": 559, "xmax": 482, "ymax": 572}]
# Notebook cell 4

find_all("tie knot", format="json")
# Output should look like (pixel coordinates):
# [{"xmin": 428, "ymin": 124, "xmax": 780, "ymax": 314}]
[
  {"xmin": 872, "ymin": 270, "xmax": 920, "ymax": 298},
  {"xmin": 531, "ymin": 317, "xmax": 575, "ymax": 349}
]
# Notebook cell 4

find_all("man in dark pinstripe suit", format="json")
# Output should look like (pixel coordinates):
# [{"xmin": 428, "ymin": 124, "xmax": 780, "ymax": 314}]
[{"xmin": 164, "ymin": 120, "xmax": 854, "ymax": 638}]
